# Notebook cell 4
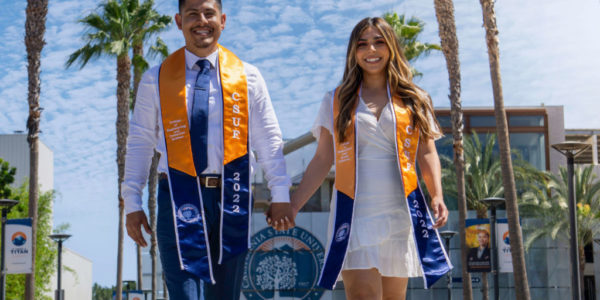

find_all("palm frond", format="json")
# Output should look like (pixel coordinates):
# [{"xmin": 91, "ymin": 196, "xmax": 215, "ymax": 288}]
[
  {"xmin": 148, "ymin": 37, "xmax": 169, "ymax": 60},
  {"xmin": 65, "ymin": 43, "xmax": 104, "ymax": 69}
]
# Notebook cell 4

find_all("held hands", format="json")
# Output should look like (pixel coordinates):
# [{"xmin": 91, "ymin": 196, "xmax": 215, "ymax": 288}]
[
  {"xmin": 430, "ymin": 196, "xmax": 448, "ymax": 229},
  {"xmin": 126, "ymin": 211, "xmax": 152, "ymax": 247},
  {"xmin": 264, "ymin": 202, "xmax": 295, "ymax": 231}
]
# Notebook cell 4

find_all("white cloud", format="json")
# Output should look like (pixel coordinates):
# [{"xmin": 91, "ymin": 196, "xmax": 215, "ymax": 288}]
[{"xmin": 279, "ymin": 6, "xmax": 313, "ymax": 25}]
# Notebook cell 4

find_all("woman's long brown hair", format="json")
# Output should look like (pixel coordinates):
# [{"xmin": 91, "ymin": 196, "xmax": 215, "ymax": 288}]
[{"xmin": 335, "ymin": 17, "xmax": 441, "ymax": 142}]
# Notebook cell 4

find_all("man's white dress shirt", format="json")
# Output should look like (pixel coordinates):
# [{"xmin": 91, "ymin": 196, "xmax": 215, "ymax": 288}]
[{"xmin": 122, "ymin": 48, "xmax": 291, "ymax": 214}]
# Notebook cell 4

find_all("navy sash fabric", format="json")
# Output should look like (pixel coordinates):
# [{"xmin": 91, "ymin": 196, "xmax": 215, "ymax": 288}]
[
  {"xmin": 167, "ymin": 168, "xmax": 214, "ymax": 283},
  {"xmin": 220, "ymin": 153, "xmax": 251, "ymax": 263},
  {"xmin": 318, "ymin": 191, "xmax": 354, "ymax": 289},
  {"xmin": 407, "ymin": 186, "xmax": 452, "ymax": 288}
]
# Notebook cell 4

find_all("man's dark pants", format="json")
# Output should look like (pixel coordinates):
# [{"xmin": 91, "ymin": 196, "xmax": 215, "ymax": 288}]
[{"xmin": 157, "ymin": 178, "xmax": 247, "ymax": 300}]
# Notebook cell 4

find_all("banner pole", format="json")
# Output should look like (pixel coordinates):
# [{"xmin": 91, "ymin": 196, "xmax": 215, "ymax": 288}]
[{"xmin": 1, "ymin": 207, "xmax": 7, "ymax": 300}]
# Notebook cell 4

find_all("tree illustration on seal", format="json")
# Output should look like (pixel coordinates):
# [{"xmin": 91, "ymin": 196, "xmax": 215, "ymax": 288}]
[{"xmin": 255, "ymin": 254, "xmax": 298, "ymax": 292}]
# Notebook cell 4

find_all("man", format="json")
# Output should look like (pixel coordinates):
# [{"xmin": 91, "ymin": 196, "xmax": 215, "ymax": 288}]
[
  {"xmin": 122, "ymin": 0, "xmax": 294, "ymax": 299},
  {"xmin": 467, "ymin": 230, "xmax": 491, "ymax": 272}
]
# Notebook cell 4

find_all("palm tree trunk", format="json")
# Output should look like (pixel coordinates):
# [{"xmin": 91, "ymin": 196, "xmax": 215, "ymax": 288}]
[
  {"xmin": 148, "ymin": 151, "xmax": 160, "ymax": 300},
  {"xmin": 432, "ymin": 1, "xmax": 472, "ymax": 299},
  {"xmin": 162, "ymin": 272, "xmax": 169, "ymax": 299},
  {"xmin": 132, "ymin": 42, "xmax": 143, "ymax": 111},
  {"xmin": 479, "ymin": 1, "xmax": 530, "ymax": 299},
  {"xmin": 116, "ymin": 54, "xmax": 132, "ymax": 300},
  {"xmin": 24, "ymin": 1, "xmax": 48, "ymax": 299}
]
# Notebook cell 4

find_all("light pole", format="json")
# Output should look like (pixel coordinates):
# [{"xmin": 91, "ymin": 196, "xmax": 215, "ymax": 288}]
[
  {"xmin": 440, "ymin": 230, "xmax": 458, "ymax": 300},
  {"xmin": 0, "ymin": 199, "xmax": 19, "ymax": 300},
  {"xmin": 481, "ymin": 197, "xmax": 505, "ymax": 300},
  {"xmin": 552, "ymin": 141, "xmax": 590, "ymax": 300},
  {"xmin": 49, "ymin": 233, "xmax": 71, "ymax": 300}
]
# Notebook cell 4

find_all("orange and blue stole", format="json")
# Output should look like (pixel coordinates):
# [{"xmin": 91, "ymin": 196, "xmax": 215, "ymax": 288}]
[
  {"xmin": 158, "ymin": 45, "xmax": 250, "ymax": 284},
  {"xmin": 318, "ymin": 88, "xmax": 452, "ymax": 289}
]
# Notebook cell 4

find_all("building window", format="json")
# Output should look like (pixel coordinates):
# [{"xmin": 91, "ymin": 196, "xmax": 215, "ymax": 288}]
[
  {"xmin": 509, "ymin": 133, "xmax": 546, "ymax": 170},
  {"xmin": 509, "ymin": 115, "xmax": 544, "ymax": 127},
  {"xmin": 470, "ymin": 115, "xmax": 496, "ymax": 127},
  {"xmin": 436, "ymin": 115, "xmax": 451, "ymax": 128}
]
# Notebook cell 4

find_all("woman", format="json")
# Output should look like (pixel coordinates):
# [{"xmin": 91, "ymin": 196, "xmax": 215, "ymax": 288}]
[{"xmin": 289, "ymin": 17, "xmax": 451, "ymax": 299}]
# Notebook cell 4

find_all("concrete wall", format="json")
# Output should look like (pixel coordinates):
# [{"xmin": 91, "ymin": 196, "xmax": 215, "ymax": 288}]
[
  {"xmin": 545, "ymin": 106, "xmax": 566, "ymax": 174},
  {"xmin": 48, "ymin": 247, "xmax": 93, "ymax": 300},
  {"xmin": 0, "ymin": 133, "xmax": 54, "ymax": 191}
]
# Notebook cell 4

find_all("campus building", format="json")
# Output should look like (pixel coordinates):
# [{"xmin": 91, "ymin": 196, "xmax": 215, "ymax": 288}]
[
  {"xmin": 0, "ymin": 133, "xmax": 54, "ymax": 192},
  {"xmin": 245, "ymin": 105, "xmax": 599, "ymax": 300},
  {"xmin": 0, "ymin": 133, "xmax": 92, "ymax": 299}
]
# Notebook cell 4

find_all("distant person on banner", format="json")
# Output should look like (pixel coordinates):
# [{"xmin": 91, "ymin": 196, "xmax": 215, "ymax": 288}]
[
  {"xmin": 122, "ymin": 0, "xmax": 294, "ymax": 299},
  {"xmin": 467, "ymin": 226, "xmax": 491, "ymax": 273},
  {"xmin": 285, "ymin": 17, "xmax": 452, "ymax": 299}
]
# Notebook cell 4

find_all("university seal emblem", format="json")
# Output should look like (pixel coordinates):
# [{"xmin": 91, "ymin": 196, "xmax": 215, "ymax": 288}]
[
  {"xmin": 242, "ymin": 226, "xmax": 325, "ymax": 299},
  {"xmin": 176, "ymin": 204, "xmax": 200, "ymax": 224}
]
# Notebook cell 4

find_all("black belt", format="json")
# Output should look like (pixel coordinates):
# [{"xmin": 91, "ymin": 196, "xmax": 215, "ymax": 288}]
[{"xmin": 159, "ymin": 173, "xmax": 221, "ymax": 188}]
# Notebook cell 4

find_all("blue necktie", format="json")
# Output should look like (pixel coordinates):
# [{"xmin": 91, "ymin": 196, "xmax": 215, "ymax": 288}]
[{"xmin": 190, "ymin": 59, "xmax": 211, "ymax": 174}]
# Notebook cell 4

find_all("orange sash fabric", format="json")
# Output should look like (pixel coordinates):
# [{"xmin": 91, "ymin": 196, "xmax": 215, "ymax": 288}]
[
  {"xmin": 333, "ymin": 88, "xmax": 420, "ymax": 197},
  {"xmin": 159, "ymin": 45, "xmax": 249, "ymax": 176}
]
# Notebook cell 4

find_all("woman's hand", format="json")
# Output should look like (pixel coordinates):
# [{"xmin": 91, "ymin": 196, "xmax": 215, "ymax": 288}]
[{"xmin": 430, "ymin": 196, "xmax": 448, "ymax": 229}]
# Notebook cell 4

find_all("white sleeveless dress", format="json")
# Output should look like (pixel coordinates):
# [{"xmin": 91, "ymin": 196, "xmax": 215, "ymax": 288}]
[{"xmin": 312, "ymin": 91, "xmax": 439, "ymax": 277}]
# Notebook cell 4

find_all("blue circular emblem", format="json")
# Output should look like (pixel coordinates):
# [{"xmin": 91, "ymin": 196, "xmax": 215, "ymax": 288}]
[
  {"xmin": 335, "ymin": 223, "xmax": 350, "ymax": 242},
  {"xmin": 177, "ymin": 204, "xmax": 200, "ymax": 223},
  {"xmin": 12, "ymin": 232, "xmax": 27, "ymax": 247},
  {"xmin": 242, "ymin": 226, "xmax": 325, "ymax": 300}
]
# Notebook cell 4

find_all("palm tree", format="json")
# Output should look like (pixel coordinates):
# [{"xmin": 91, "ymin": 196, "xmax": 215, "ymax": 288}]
[
  {"xmin": 132, "ymin": 34, "xmax": 170, "ymax": 299},
  {"xmin": 478, "ymin": 0, "xmax": 531, "ymax": 299},
  {"xmin": 24, "ymin": 1, "xmax": 48, "ymax": 299},
  {"xmin": 142, "ymin": 38, "xmax": 169, "ymax": 299},
  {"xmin": 431, "ymin": 1, "xmax": 471, "ymax": 299},
  {"xmin": 66, "ymin": 1, "xmax": 170, "ymax": 299},
  {"xmin": 129, "ymin": 4, "xmax": 170, "ymax": 292},
  {"xmin": 521, "ymin": 165, "xmax": 600, "ymax": 296},
  {"xmin": 383, "ymin": 12, "xmax": 441, "ymax": 77},
  {"xmin": 147, "ymin": 150, "xmax": 161, "ymax": 300}
]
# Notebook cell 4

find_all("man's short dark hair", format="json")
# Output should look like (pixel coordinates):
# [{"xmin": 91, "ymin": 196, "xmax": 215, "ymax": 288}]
[{"xmin": 179, "ymin": 0, "xmax": 222, "ymax": 12}]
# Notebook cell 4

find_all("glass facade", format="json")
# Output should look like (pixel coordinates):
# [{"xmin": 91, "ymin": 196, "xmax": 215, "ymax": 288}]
[
  {"xmin": 470, "ymin": 115, "xmax": 496, "ymax": 127},
  {"xmin": 435, "ymin": 109, "xmax": 548, "ymax": 172}
]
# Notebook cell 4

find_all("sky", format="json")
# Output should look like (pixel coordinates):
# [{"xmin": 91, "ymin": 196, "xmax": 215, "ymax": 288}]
[{"xmin": 0, "ymin": 0, "xmax": 599, "ymax": 287}]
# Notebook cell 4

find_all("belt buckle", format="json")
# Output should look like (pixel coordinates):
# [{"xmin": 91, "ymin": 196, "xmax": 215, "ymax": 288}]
[{"xmin": 204, "ymin": 176, "xmax": 219, "ymax": 188}]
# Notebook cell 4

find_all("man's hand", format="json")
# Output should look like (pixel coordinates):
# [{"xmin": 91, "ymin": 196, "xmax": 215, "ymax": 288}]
[
  {"xmin": 126, "ymin": 211, "xmax": 152, "ymax": 247},
  {"xmin": 430, "ymin": 196, "xmax": 448, "ymax": 229},
  {"xmin": 264, "ymin": 202, "xmax": 295, "ymax": 231}
]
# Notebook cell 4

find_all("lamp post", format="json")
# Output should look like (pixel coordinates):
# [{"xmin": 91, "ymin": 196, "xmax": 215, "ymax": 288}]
[
  {"xmin": 49, "ymin": 233, "xmax": 71, "ymax": 300},
  {"xmin": 481, "ymin": 197, "xmax": 506, "ymax": 300},
  {"xmin": 552, "ymin": 141, "xmax": 590, "ymax": 300},
  {"xmin": 0, "ymin": 199, "xmax": 19, "ymax": 300},
  {"xmin": 440, "ymin": 230, "xmax": 458, "ymax": 300}
]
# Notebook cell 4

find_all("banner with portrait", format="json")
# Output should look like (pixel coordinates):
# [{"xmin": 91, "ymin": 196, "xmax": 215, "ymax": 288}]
[
  {"xmin": 465, "ymin": 218, "xmax": 491, "ymax": 273},
  {"xmin": 5, "ymin": 218, "xmax": 33, "ymax": 274}
]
